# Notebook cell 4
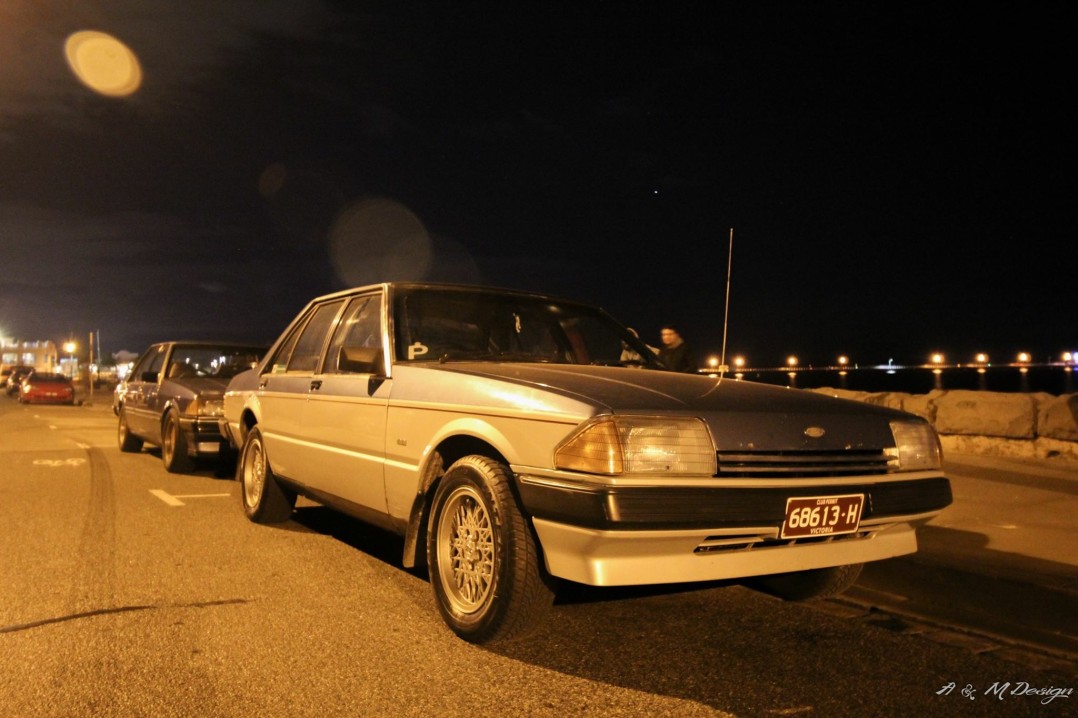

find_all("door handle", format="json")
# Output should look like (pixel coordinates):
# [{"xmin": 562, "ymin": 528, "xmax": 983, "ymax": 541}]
[{"xmin": 310, "ymin": 379, "xmax": 323, "ymax": 391}]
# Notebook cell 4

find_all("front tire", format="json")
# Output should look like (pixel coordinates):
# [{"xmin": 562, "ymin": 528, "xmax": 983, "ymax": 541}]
[
  {"xmin": 161, "ymin": 411, "xmax": 194, "ymax": 473},
  {"xmin": 426, "ymin": 455, "xmax": 555, "ymax": 644},
  {"xmin": 118, "ymin": 408, "xmax": 143, "ymax": 453},
  {"xmin": 746, "ymin": 563, "xmax": 864, "ymax": 601},
  {"xmin": 239, "ymin": 426, "xmax": 296, "ymax": 523}
]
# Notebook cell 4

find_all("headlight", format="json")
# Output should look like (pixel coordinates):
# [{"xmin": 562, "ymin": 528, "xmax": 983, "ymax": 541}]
[
  {"xmin": 188, "ymin": 397, "xmax": 224, "ymax": 417},
  {"xmin": 887, "ymin": 420, "xmax": 942, "ymax": 471},
  {"xmin": 554, "ymin": 416, "xmax": 717, "ymax": 476}
]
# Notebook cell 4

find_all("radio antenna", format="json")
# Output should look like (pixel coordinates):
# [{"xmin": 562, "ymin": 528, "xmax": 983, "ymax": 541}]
[{"xmin": 719, "ymin": 227, "xmax": 734, "ymax": 376}]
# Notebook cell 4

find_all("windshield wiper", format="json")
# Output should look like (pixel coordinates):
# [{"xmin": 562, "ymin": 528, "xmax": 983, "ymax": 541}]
[{"xmin": 438, "ymin": 350, "xmax": 551, "ymax": 363}]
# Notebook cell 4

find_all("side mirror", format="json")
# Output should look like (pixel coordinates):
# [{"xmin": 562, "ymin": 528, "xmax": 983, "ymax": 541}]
[
  {"xmin": 141, "ymin": 371, "xmax": 159, "ymax": 383},
  {"xmin": 337, "ymin": 346, "xmax": 384, "ymax": 375}
]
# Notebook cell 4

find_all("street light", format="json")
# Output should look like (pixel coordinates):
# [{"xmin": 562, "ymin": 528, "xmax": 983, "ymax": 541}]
[
  {"xmin": 836, "ymin": 354, "xmax": 850, "ymax": 387},
  {"xmin": 973, "ymin": 352, "xmax": 989, "ymax": 389},
  {"xmin": 63, "ymin": 341, "xmax": 77, "ymax": 379},
  {"xmin": 930, "ymin": 352, "xmax": 944, "ymax": 390},
  {"xmin": 1016, "ymin": 352, "xmax": 1031, "ymax": 391}
]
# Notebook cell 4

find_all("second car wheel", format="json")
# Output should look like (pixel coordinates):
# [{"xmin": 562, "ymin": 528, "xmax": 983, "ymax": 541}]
[
  {"xmin": 117, "ymin": 408, "xmax": 144, "ymax": 453},
  {"xmin": 426, "ymin": 455, "xmax": 556, "ymax": 645},
  {"xmin": 161, "ymin": 410, "xmax": 195, "ymax": 473}
]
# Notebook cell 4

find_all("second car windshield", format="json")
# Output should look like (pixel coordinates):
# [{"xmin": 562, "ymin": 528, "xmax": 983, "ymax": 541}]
[
  {"xmin": 392, "ymin": 288, "xmax": 657, "ymax": 367},
  {"xmin": 166, "ymin": 347, "xmax": 265, "ymax": 379}
]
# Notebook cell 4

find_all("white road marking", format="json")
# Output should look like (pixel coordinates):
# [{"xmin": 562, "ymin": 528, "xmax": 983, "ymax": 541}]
[
  {"xmin": 150, "ymin": 490, "xmax": 185, "ymax": 506},
  {"xmin": 33, "ymin": 458, "xmax": 87, "ymax": 467},
  {"xmin": 149, "ymin": 489, "xmax": 231, "ymax": 507}
]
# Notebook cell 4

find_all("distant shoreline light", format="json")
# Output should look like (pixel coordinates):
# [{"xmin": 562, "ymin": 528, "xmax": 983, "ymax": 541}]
[{"xmin": 701, "ymin": 350, "xmax": 1078, "ymax": 373}]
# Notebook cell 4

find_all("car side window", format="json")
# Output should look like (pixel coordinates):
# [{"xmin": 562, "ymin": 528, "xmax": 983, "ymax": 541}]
[
  {"xmin": 145, "ymin": 349, "xmax": 166, "ymax": 381},
  {"xmin": 128, "ymin": 351, "xmax": 153, "ymax": 382},
  {"xmin": 131, "ymin": 345, "xmax": 166, "ymax": 382},
  {"xmin": 266, "ymin": 323, "xmax": 303, "ymax": 374},
  {"xmin": 285, "ymin": 300, "xmax": 345, "ymax": 373},
  {"xmin": 324, "ymin": 294, "xmax": 383, "ymax": 374}
]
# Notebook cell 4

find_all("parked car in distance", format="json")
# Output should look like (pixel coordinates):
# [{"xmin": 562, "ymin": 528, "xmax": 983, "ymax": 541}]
[
  {"xmin": 223, "ymin": 282, "xmax": 952, "ymax": 644},
  {"xmin": 4, "ymin": 366, "xmax": 34, "ymax": 396},
  {"xmin": 18, "ymin": 371, "xmax": 75, "ymax": 405},
  {"xmin": 116, "ymin": 341, "xmax": 267, "ymax": 472}
]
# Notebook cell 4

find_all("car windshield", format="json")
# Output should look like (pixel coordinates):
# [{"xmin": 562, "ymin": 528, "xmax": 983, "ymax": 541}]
[
  {"xmin": 166, "ymin": 346, "xmax": 266, "ymax": 379},
  {"xmin": 392, "ymin": 288, "xmax": 660, "ymax": 368}
]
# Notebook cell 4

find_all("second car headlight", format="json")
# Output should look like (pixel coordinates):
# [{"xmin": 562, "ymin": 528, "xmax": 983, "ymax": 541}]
[
  {"xmin": 554, "ymin": 416, "xmax": 717, "ymax": 476},
  {"xmin": 187, "ymin": 397, "xmax": 225, "ymax": 418},
  {"xmin": 887, "ymin": 419, "xmax": 942, "ymax": 471}
]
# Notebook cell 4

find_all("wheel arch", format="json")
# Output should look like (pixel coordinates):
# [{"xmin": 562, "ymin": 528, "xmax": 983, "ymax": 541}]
[
  {"xmin": 158, "ymin": 399, "xmax": 186, "ymax": 432},
  {"xmin": 159, "ymin": 401, "xmax": 180, "ymax": 428},
  {"xmin": 401, "ymin": 434, "xmax": 512, "ymax": 571},
  {"xmin": 237, "ymin": 406, "xmax": 260, "ymax": 446}
]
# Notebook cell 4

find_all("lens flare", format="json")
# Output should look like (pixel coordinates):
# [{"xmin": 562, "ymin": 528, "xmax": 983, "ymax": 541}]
[
  {"xmin": 329, "ymin": 198, "xmax": 432, "ymax": 286},
  {"xmin": 64, "ymin": 30, "xmax": 142, "ymax": 97}
]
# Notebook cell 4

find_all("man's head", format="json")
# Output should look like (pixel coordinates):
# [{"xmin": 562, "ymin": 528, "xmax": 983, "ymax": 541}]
[{"xmin": 660, "ymin": 325, "xmax": 683, "ymax": 347}]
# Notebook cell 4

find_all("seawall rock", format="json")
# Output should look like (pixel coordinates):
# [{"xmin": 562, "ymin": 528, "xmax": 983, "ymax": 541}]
[
  {"xmin": 934, "ymin": 390, "xmax": 1035, "ymax": 439},
  {"xmin": 1038, "ymin": 393, "xmax": 1078, "ymax": 441},
  {"xmin": 808, "ymin": 387, "xmax": 1078, "ymax": 465}
]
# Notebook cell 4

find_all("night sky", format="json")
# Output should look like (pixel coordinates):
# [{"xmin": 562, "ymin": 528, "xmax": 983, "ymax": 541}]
[{"xmin": 1, "ymin": 1, "xmax": 1074, "ymax": 368}]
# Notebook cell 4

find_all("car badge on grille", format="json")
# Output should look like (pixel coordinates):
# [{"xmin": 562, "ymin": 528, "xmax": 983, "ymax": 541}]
[{"xmin": 804, "ymin": 426, "xmax": 826, "ymax": 438}]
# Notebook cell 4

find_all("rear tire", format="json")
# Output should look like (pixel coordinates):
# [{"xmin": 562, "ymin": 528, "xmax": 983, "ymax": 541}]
[
  {"xmin": 426, "ymin": 455, "xmax": 555, "ymax": 644},
  {"xmin": 162, "ymin": 411, "xmax": 195, "ymax": 473},
  {"xmin": 239, "ymin": 426, "xmax": 296, "ymax": 523},
  {"xmin": 118, "ymin": 408, "xmax": 143, "ymax": 453},
  {"xmin": 746, "ymin": 563, "xmax": 864, "ymax": 601}
]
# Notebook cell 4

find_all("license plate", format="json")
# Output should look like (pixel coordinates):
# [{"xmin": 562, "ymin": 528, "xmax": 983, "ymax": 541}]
[{"xmin": 781, "ymin": 494, "xmax": 864, "ymax": 539}]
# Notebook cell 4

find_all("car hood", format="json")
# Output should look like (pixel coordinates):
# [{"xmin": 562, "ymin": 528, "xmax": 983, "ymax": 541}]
[
  {"xmin": 164, "ymin": 376, "xmax": 230, "ymax": 398},
  {"xmin": 426, "ymin": 363, "xmax": 910, "ymax": 451}
]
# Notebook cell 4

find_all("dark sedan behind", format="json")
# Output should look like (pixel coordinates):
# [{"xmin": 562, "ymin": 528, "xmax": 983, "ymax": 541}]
[{"xmin": 116, "ymin": 341, "xmax": 267, "ymax": 472}]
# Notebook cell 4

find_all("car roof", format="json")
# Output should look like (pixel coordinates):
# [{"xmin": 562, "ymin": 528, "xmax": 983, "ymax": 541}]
[
  {"xmin": 304, "ymin": 281, "xmax": 590, "ymax": 309},
  {"xmin": 147, "ymin": 341, "xmax": 269, "ymax": 349}
]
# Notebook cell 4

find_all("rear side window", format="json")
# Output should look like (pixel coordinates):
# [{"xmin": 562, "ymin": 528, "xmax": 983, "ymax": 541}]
[
  {"xmin": 283, "ymin": 300, "xmax": 344, "ymax": 373},
  {"xmin": 324, "ymin": 294, "xmax": 383, "ymax": 373}
]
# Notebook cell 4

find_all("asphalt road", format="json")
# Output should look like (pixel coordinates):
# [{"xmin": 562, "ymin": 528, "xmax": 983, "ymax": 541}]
[{"xmin": 1, "ymin": 399, "xmax": 1074, "ymax": 717}]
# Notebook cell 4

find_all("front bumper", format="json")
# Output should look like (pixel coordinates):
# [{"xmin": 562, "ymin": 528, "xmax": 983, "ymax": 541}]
[
  {"xmin": 178, "ymin": 416, "xmax": 227, "ymax": 456},
  {"xmin": 532, "ymin": 517, "xmax": 923, "ymax": 586},
  {"xmin": 516, "ymin": 472, "xmax": 952, "ymax": 586}
]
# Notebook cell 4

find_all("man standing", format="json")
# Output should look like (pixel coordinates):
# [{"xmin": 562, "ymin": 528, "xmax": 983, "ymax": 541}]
[{"xmin": 658, "ymin": 325, "xmax": 697, "ymax": 373}]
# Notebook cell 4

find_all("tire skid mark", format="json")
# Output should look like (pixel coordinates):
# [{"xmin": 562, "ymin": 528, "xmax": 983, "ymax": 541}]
[{"xmin": 69, "ymin": 445, "xmax": 118, "ymax": 612}]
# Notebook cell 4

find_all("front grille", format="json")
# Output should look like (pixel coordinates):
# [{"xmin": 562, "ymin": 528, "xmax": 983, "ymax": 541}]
[
  {"xmin": 520, "ymin": 476, "xmax": 953, "ymax": 531},
  {"xmin": 716, "ymin": 449, "xmax": 891, "ymax": 477},
  {"xmin": 602, "ymin": 478, "xmax": 952, "ymax": 528}
]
